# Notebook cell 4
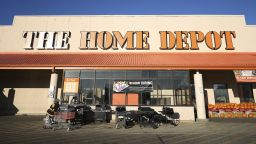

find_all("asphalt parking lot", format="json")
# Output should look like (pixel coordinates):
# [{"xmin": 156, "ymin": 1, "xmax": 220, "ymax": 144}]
[{"xmin": 0, "ymin": 116, "xmax": 255, "ymax": 144}]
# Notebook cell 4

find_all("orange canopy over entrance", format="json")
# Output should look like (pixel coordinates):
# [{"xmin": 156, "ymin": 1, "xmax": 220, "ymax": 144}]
[{"xmin": 0, "ymin": 52, "xmax": 256, "ymax": 70}]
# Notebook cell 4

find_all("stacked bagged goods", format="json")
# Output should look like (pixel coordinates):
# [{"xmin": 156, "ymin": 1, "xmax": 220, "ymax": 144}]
[{"xmin": 208, "ymin": 103, "xmax": 256, "ymax": 118}]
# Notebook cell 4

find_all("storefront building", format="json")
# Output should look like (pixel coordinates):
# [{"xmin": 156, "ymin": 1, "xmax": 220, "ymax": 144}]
[{"xmin": 0, "ymin": 15, "xmax": 256, "ymax": 120}]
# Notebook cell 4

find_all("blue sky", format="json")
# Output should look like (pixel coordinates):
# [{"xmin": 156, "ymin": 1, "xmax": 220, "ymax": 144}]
[{"xmin": 0, "ymin": 0, "xmax": 255, "ymax": 25}]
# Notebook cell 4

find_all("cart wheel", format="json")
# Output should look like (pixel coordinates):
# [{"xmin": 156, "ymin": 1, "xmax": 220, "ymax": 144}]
[
  {"xmin": 151, "ymin": 121, "xmax": 160, "ymax": 129},
  {"xmin": 150, "ymin": 118, "xmax": 160, "ymax": 129},
  {"xmin": 172, "ymin": 119, "xmax": 180, "ymax": 126}
]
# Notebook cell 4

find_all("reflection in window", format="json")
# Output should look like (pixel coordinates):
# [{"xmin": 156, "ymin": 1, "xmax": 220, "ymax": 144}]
[
  {"xmin": 213, "ymin": 84, "xmax": 229, "ymax": 103},
  {"xmin": 95, "ymin": 79, "xmax": 110, "ymax": 105},
  {"xmin": 80, "ymin": 79, "xmax": 94, "ymax": 105}
]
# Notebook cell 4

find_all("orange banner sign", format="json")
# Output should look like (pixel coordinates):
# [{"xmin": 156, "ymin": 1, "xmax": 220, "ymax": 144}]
[{"xmin": 63, "ymin": 78, "xmax": 79, "ymax": 93}]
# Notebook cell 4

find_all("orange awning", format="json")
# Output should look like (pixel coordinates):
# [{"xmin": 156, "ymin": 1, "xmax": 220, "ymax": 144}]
[{"xmin": 0, "ymin": 52, "xmax": 256, "ymax": 70}]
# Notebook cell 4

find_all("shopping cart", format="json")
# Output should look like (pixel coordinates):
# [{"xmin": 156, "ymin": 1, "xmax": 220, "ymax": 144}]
[
  {"xmin": 138, "ymin": 107, "xmax": 162, "ymax": 129},
  {"xmin": 51, "ymin": 111, "xmax": 77, "ymax": 131},
  {"xmin": 48, "ymin": 104, "xmax": 81, "ymax": 132},
  {"xmin": 94, "ymin": 104, "xmax": 112, "ymax": 123},
  {"xmin": 115, "ymin": 106, "xmax": 135, "ymax": 129},
  {"xmin": 160, "ymin": 106, "xmax": 180, "ymax": 126}
]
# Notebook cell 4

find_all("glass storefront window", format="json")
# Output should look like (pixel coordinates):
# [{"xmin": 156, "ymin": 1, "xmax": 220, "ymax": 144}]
[
  {"xmin": 95, "ymin": 79, "xmax": 110, "ymax": 105},
  {"xmin": 158, "ymin": 70, "xmax": 171, "ymax": 78},
  {"xmin": 63, "ymin": 70, "xmax": 191, "ymax": 106},
  {"xmin": 111, "ymin": 70, "xmax": 126, "ymax": 79},
  {"xmin": 64, "ymin": 70, "xmax": 80, "ymax": 78},
  {"xmin": 80, "ymin": 79, "xmax": 94, "ymax": 105},
  {"xmin": 149, "ymin": 71, "xmax": 157, "ymax": 78},
  {"xmin": 96, "ymin": 70, "xmax": 111, "ymax": 78},
  {"xmin": 126, "ymin": 70, "xmax": 142, "ymax": 79},
  {"xmin": 80, "ymin": 70, "xmax": 95, "ymax": 78},
  {"xmin": 141, "ymin": 71, "xmax": 150, "ymax": 79},
  {"xmin": 238, "ymin": 83, "xmax": 255, "ymax": 103},
  {"xmin": 213, "ymin": 84, "xmax": 229, "ymax": 103}
]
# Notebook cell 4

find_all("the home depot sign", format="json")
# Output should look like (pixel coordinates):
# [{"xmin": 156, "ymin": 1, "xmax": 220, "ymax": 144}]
[{"xmin": 23, "ymin": 31, "xmax": 236, "ymax": 50}]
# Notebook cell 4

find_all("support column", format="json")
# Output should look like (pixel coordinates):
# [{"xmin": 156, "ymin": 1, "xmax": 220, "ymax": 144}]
[
  {"xmin": 48, "ymin": 72, "xmax": 58, "ymax": 107},
  {"xmin": 194, "ymin": 71, "xmax": 206, "ymax": 120}
]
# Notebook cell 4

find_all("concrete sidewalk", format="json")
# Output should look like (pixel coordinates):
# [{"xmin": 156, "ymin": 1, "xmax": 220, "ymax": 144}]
[{"xmin": 0, "ymin": 115, "xmax": 255, "ymax": 144}]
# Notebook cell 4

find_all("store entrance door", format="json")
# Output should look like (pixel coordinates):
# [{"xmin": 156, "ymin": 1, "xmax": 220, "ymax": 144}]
[{"xmin": 238, "ymin": 83, "xmax": 255, "ymax": 103}]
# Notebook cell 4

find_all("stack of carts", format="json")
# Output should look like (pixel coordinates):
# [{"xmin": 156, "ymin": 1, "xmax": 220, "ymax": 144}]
[{"xmin": 160, "ymin": 106, "xmax": 180, "ymax": 126}]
